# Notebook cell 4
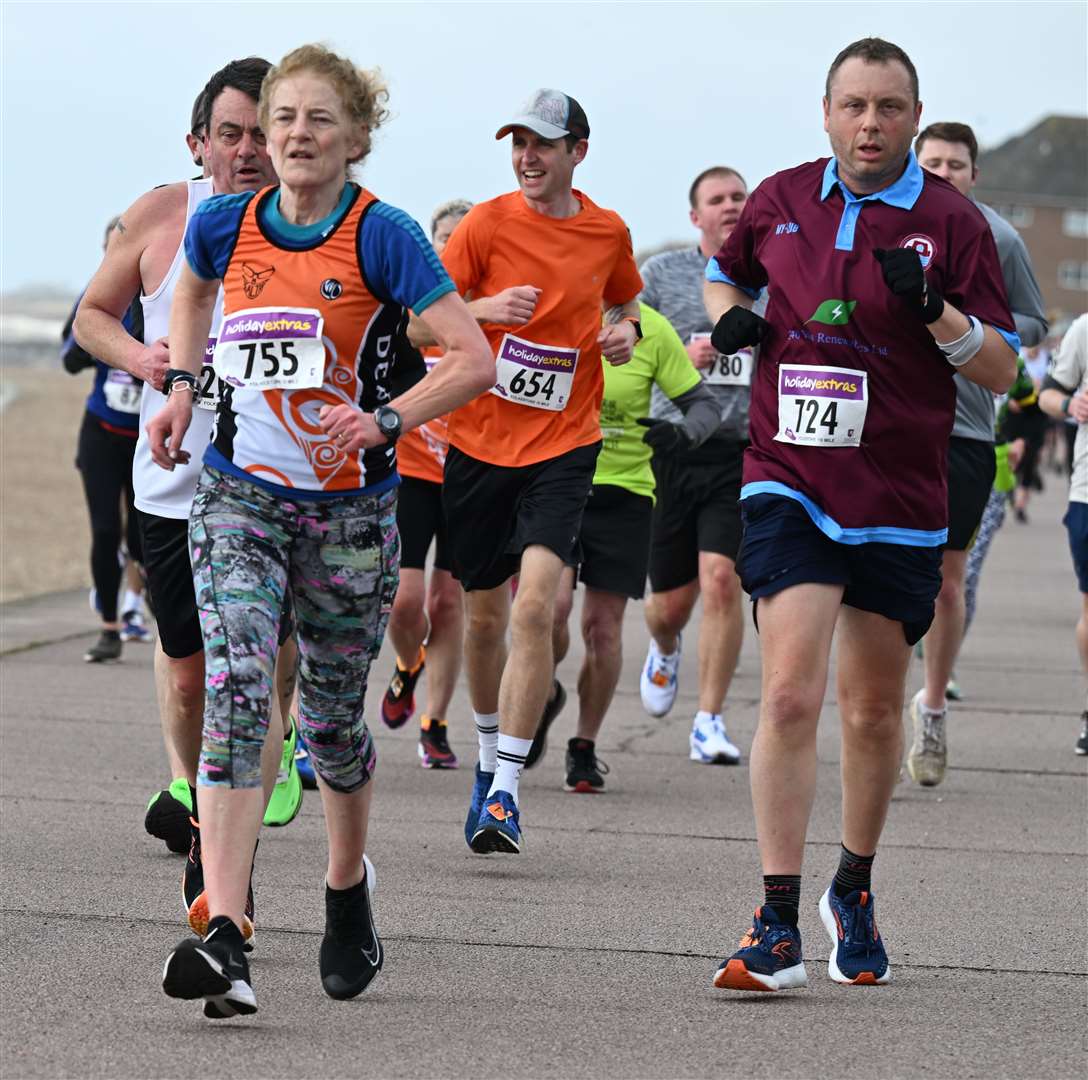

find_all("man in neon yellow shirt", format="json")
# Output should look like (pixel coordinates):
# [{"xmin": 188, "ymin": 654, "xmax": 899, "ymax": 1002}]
[{"xmin": 532, "ymin": 303, "xmax": 719, "ymax": 790}]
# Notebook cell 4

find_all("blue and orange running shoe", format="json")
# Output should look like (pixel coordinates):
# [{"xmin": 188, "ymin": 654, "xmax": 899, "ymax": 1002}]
[
  {"xmin": 819, "ymin": 887, "xmax": 891, "ymax": 985},
  {"xmin": 464, "ymin": 764, "xmax": 494, "ymax": 848},
  {"xmin": 713, "ymin": 906, "xmax": 807, "ymax": 992},
  {"xmin": 470, "ymin": 790, "xmax": 521, "ymax": 854}
]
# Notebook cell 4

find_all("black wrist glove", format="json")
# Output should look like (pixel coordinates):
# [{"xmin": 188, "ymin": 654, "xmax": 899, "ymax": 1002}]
[
  {"xmin": 710, "ymin": 306, "xmax": 769, "ymax": 355},
  {"xmin": 637, "ymin": 417, "xmax": 691, "ymax": 454},
  {"xmin": 873, "ymin": 247, "xmax": 945, "ymax": 324}
]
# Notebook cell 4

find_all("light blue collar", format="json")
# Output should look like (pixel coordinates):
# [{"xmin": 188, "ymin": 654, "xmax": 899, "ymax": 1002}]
[{"xmin": 821, "ymin": 151, "xmax": 923, "ymax": 210}]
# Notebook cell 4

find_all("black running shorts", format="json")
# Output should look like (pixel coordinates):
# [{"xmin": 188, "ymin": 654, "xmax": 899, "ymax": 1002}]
[
  {"xmin": 137, "ymin": 510, "xmax": 203, "ymax": 658},
  {"xmin": 396, "ymin": 475, "xmax": 451, "ymax": 572},
  {"xmin": 442, "ymin": 441, "xmax": 601, "ymax": 592},
  {"xmin": 946, "ymin": 436, "xmax": 997, "ymax": 552},
  {"xmin": 575, "ymin": 483, "xmax": 653, "ymax": 600},
  {"xmin": 736, "ymin": 493, "xmax": 942, "ymax": 646},
  {"xmin": 648, "ymin": 439, "xmax": 745, "ymax": 593}
]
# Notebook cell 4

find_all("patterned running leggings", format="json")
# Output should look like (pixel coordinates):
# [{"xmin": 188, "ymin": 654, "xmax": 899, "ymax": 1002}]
[
  {"xmin": 189, "ymin": 466, "xmax": 399, "ymax": 792},
  {"xmin": 963, "ymin": 486, "xmax": 1008, "ymax": 636}
]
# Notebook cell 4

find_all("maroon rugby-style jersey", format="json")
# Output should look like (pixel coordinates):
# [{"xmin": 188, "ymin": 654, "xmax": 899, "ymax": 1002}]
[{"xmin": 710, "ymin": 153, "xmax": 1017, "ymax": 546}]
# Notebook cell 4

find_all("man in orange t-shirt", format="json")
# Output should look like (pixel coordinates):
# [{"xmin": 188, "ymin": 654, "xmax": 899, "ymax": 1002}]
[{"xmin": 419, "ymin": 89, "xmax": 642, "ymax": 854}]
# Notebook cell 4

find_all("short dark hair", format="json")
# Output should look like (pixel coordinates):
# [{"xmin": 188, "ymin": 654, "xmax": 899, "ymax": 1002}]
[
  {"xmin": 689, "ymin": 166, "xmax": 748, "ymax": 208},
  {"xmin": 190, "ymin": 90, "xmax": 207, "ymax": 138},
  {"xmin": 201, "ymin": 56, "xmax": 272, "ymax": 134},
  {"xmin": 825, "ymin": 37, "xmax": 919, "ymax": 103},
  {"xmin": 915, "ymin": 122, "xmax": 978, "ymax": 167}
]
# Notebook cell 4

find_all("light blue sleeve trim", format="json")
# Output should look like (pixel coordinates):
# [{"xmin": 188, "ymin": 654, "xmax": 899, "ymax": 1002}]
[
  {"xmin": 704, "ymin": 258, "xmax": 763, "ymax": 300},
  {"xmin": 988, "ymin": 325, "xmax": 1022, "ymax": 356},
  {"xmin": 412, "ymin": 280, "xmax": 458, "ymax": 315},
  {"xmin": 740, "ymin": 481, "xmax": 948, "ymax": 547}
]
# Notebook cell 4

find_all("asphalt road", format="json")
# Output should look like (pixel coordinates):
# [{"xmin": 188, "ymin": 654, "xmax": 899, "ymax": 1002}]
[{"xmin": 1, "ymin": 478, "xmax": 1085, "ymax": 1079}]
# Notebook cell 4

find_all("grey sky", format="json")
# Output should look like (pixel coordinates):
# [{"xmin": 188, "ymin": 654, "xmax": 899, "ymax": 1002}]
[{"xmin": 2, "ymin": 0, "xmax": 1085, "ymax": 293}]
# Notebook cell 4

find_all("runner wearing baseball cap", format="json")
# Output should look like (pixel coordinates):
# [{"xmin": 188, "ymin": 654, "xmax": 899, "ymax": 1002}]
[{"xmin": 411, "ymin": 88, "xmax": 642, "ymax": 853}]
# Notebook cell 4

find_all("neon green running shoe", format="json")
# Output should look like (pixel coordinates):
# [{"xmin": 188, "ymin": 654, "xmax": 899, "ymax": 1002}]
[
  {"xmin": 263, "ymin": 719, "xmax": 303, "ymax": 827},
  {"xmin": 145, "ymin": 777, "xmax": 194, "ymax": 855}
]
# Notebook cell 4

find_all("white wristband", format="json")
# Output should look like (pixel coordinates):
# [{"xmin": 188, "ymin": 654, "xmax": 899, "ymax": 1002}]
[{"xmin": 937, "ymin": 315, "xmax": 984, "ymax": 368}]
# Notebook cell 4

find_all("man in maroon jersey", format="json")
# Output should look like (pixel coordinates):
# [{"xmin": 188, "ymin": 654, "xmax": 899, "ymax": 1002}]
[{"xmin": 702, "ymin": 37, "xmax": 1018, "ymax": 993}]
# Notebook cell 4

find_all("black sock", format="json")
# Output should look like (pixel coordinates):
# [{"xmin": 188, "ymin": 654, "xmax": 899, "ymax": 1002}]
[
  {"xmin": 763, "ymin": 875, "xmax": 801, "ymax": 924},
  {"xmin": 188, "ymin": 785, "xmax": 198, "ymax": 823},
  {"xmin": 832, "ymin": 844, "xmax": 875, "ymax": 898}
]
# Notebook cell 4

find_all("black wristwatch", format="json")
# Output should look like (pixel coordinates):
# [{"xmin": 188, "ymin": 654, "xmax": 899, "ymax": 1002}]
[
  {"xmin": 162, "ymin": 368, "xmax": 200, "ymax": 397},
  {"xmin": 374, "ymin": 405, "xmax": 403, "ymax": 444},
  {"xmin": 621, "ymin": 316, "xmax": 644, "ymax": 340}
]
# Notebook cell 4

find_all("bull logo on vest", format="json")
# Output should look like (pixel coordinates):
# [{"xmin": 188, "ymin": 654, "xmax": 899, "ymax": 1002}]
[{"xmin": 241, "ymin": 262, "xmax": 276, "ymax": 299}]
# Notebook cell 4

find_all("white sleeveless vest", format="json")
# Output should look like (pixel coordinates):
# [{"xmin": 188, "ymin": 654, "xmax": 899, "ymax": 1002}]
[{"xmin": 133, "ymin": 179, "xmax": 223, "ymax": 519}]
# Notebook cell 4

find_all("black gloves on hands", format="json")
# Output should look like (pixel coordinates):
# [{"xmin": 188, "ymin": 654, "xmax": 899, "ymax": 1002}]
[
  {"xmin": 710, "ymin": 306, "xmax": 768, "ymax": 355},
  {"xmin": 874, "ymin": 248, "xmax": 945, "ymax": 324},
  {"xmin": 637, "ymin": 417, "xmax": 691, "ymax": 454}
]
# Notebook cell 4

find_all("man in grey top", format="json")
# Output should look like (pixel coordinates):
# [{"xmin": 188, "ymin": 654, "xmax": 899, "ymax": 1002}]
[
  {"xmin": 1039, "ymin": 314, "xmax": 1088, "ymax": 754},
  {"xmin": 908, "ymin": 121, "xmax": 1048, "ymax": 785},
  {"xmin": 636, "ymin": 166, "xmax": 754, "ymax": 764}
]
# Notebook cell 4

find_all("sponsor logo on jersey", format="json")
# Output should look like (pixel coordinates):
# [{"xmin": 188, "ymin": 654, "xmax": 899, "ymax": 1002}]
[
  {"xmin": 806, "ymin": 299, "xmax": 856, "ymax": 326},
  {"xmin": 321, "ymin": 278, "xmax": 343, "ymax": 301},
  {"xmin": 775, "ymin": 221, "xmax": 800, "ymax": 236},
  {"xmin": 241, "ymin": 262, "xmax": 276, "ymax": 299},
  {"xmin": 900, "ymin": 234, "xmax": 936, "ymax": 269}
]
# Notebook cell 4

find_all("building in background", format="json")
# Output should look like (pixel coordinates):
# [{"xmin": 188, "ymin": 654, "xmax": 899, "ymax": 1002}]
[{"xmin": 975, "ymin": 114, "xmax": 1088, "ymax": 322}]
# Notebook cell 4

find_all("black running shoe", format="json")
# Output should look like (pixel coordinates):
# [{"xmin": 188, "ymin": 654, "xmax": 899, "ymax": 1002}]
[
  {"xmin": 144, "ymin": 779, "xmax": 192, "ymax": 855},
  {"xmin": 84, "ymin": 631, "xmax": 121, "ymax": 663},
  {"xmin": 320, "ymin": 871, "xmax": 383, "ymax": 1000},
  {"xmin": 564, "ymin": 737, "xmax": 609, "ymax": 793},
  {"xmin": 381, "ymin": 648, "xmax": 425, "ymax": 729},
  {"xmin": 163, "ymin": 915, "xmax": 256, "ymax": 1019},
  {"xmin": 1076, "ymin": 711, "xmax": 1088, "ymax": 756},
  {"xmin": 525, "ymin": 680, "xmax": 567, "ymax": 769}
]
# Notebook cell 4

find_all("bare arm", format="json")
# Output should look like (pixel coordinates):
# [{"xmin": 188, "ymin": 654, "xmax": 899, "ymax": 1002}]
[
  {"xmin": 144, "ymin": 263, "xmax": 219, "ymax": 469},
  {"xmin": 929, "ymin": 301, "xmax": 1017, "ymax": 394},
  {"xmin": 704, "ymin": 281, "xmax": 754, "ymax": 325},
  {"xmin": 320, "ymin": 292, "xmax": 496, "ymax": 452},
  {"xmin": 1040, "ymin": 386, "xmax": 1088, "ymax": 423},
  {"xmin": 596, "ymin": 297, "xmax": 641, "ymax": 366},
  {"xmin": 74, "ymin": 185, "xmax": 184, "ymax": 390},
  {"xmin": 406, "ymin": 285, "xmax": 541, "ymax": 347}
]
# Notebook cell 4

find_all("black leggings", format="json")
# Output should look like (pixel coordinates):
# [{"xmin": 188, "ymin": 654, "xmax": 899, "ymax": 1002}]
[{"xmin": 76, "ymin": 413, "xmax": 141, "ymax": 622}]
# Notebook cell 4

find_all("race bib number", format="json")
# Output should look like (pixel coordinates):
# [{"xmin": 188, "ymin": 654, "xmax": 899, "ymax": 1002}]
[
  {"xmin": 490, "ymin": 333, "xmax": 578, "ymax": 411},
  {"xmin": 691, "ymin": 333, "xmax": 753, "ymax": 387},
  {"xmin": 776, "ymin": 364, "xmax": 867, "ymax": 448},
  {"xmin": 213, "ymin": 307, "xmax": 325, "ymax": 391},
  {"xmin": 196, "ymin": 337, "xmax": 223, "ymax": 411},
  {"xmin": 103, "ymin": 369, "xmax": 142, "ymax": 414}
]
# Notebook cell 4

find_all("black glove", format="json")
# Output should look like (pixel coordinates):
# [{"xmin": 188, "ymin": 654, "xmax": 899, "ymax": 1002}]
[
  {"xmin": 637, "ymin": 417, "xmax": 691, "ymax": 454},
  {"xmin": 874, "ymin": 247, "xmax": 944, "ymax": 323},
  {"xmin": 710, "ymin": 306, "xmax": 768, "ymax": 355}
]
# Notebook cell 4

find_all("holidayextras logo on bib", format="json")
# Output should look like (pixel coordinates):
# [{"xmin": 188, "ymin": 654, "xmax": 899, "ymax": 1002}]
[{"xmin": 219, "ymin": 309, "xmax": 321, "ymax": 343}]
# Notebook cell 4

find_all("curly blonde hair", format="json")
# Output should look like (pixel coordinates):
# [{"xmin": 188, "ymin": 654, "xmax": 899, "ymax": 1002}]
[{"xmin": 259, "ymin": 44, "xmax": 390, "ymax": 165}]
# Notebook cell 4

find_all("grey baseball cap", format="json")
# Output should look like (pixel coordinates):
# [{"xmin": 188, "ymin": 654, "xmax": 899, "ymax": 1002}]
[{"xmin": 495, "ymin": 89, "xmax": 590, "ymax": 141}]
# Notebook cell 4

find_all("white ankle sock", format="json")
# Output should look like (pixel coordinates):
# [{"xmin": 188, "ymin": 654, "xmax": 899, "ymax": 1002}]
[
  {"xmin": 474, "ymin": 712, "xmax": 499, "ymax": 773},
  {"xmin": 694, "ymin": 710, "xmax": 716, "ymax": 727},
  {"xmin": 489, "ymin": 734, "xmax": 533, "ymax": 802}
]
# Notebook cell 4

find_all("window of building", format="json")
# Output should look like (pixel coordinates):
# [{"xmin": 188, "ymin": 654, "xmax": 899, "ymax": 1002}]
[
  {"xmin": 1057, "ymin": 260, "xmax": 1088, "ymax": 290},
  {"xmin": 1062, "ymin": 209, "xmax": 1088, "ymax": 238},
  {"xmin": 992, "ymin": 204, "xmax": 1034, "ymax": 229}
]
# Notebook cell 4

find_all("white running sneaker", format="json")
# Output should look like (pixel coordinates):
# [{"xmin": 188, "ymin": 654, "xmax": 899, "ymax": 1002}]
[
  {"xmin": 640, "ymin": 636, "xmax": 681, "ymax": 717},
  {"xmin": 906, "ymin": 689, "xmax": 947, "ymax": 787},
  {"xmin": 690, "ymin": 714, "xmax": 741, "ymax": 764}
]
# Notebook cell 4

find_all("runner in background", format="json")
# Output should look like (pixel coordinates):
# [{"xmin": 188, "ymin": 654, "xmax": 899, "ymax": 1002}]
[
  {"xmin": 380, "ymin": 198, "xmax": 475, "ymax": 769},
  {"xmin": 62, "ymin": 217, "xmax": 147, "ymax": 663},
  {"xmin": 543, "ymin": 301, "xmax": 719, "ymax": 789}
]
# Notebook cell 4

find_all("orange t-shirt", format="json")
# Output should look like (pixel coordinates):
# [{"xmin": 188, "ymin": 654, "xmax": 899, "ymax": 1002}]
[
  {"xmin": 442, "ymin": 190, "xmax": 642, "ymax": 467},
  {"xmin": 395, "ymin": 346, "xmax": 448, "ymax": 484}
]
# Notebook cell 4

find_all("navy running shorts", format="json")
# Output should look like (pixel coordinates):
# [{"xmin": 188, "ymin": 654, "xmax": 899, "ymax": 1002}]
[
  {"xmin": 736, "ymin": 493, "xmax": 943, "ymax": 646},
  {"xmin": 1065, "ymin": 501, "xmax": 1088, "ymax": 594}
]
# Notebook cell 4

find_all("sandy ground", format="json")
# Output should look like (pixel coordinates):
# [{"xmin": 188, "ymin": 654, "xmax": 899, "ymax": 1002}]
[{"xmin": 0, "ymin": 368, "xmax": 95, "ymax": 602}]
